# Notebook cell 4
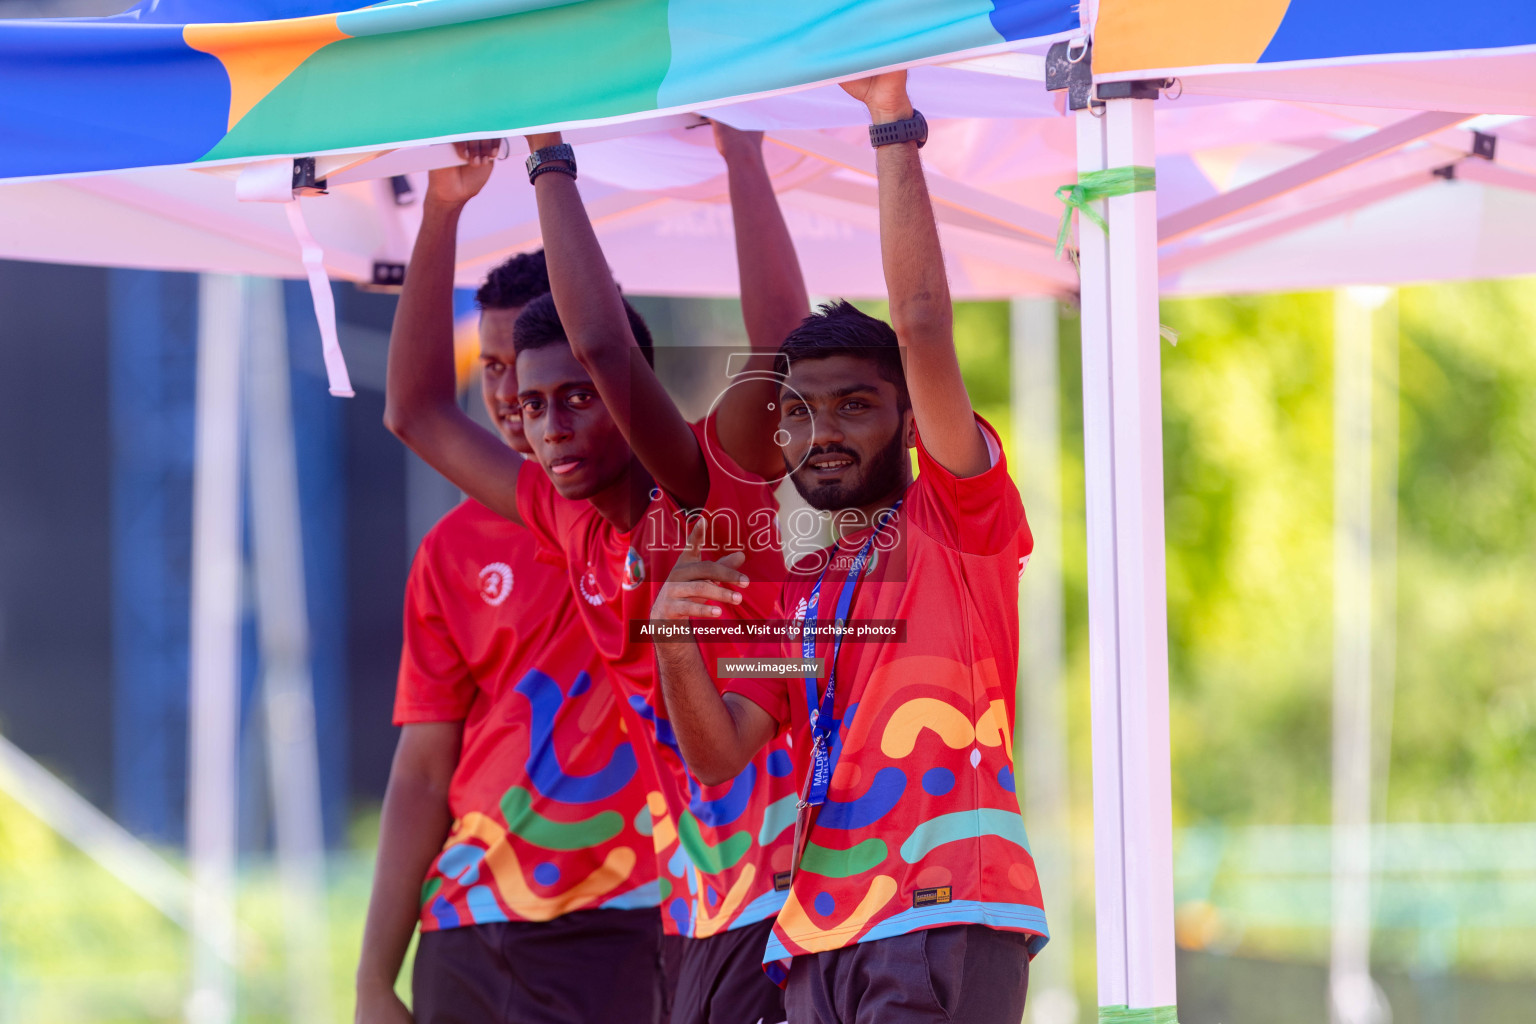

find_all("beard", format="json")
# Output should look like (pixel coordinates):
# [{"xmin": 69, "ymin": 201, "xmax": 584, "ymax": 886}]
[{"xmin": 787, "ymin": 424, "xmax": 907, "ymax": 512}]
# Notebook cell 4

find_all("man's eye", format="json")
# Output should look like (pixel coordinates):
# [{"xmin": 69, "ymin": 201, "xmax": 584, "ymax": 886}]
[
  {"xmin": 785, "ymin": 405, "xmax": 809, "ymax": 418},
  {"xmin": 520, "ymin": 399, "xmax": 543, "ymax": 414},
  {"xmin": 841, "ymin": 400, "xmax": 867, "ymax": 412},
  {"xmin": 485, "ymin": 361, "xmax": 503, "ymax": 374},
  {"xmin": 568, "ymin": 391, "xmax": 595, "ymax": 407}
]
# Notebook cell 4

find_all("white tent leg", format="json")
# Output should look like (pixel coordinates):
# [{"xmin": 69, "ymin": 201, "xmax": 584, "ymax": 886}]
[
  {"xmin": 1076, "ymin": 96, "xmax": 1179, "ymax": 1017},
  {"xmin": 187, "ymin": 274, "xmax": 245, "ymax": 1024},
  {"xmin": 248, "ymin": 277, "xmax": 336, "ymax": 1024},
  {"xmin": 1330, "ymin": 287, "xmax": 1396, "ymax": 1024},
  {"xmin": 1012, "ymin": 297, "xmax": 1078, "ymax": 1024}
]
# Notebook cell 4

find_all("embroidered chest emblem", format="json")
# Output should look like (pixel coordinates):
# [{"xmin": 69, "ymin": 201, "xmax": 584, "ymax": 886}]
[{"xmin": 478, "ymin": 562, "xmax": 513, "ymax": 606}]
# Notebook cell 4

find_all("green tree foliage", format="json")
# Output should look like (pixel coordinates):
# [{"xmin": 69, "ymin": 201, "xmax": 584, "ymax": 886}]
[{"xmin": 940, "ymin": 282, "xmax": 1536, "ymax": 828}]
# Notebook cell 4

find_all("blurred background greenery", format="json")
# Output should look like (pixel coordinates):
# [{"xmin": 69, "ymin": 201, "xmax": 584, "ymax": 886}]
[{"xmin": 2, "ymin": 281, "xmax": 1534, "ymax": 1021}]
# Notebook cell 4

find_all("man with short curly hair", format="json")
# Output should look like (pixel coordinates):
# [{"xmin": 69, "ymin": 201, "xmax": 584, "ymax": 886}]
[{"xmin": 359, "ymin": 246, "xmax": 666, "ymax": 1024}]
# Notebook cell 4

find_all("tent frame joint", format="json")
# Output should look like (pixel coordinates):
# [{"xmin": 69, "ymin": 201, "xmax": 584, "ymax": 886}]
[
  {"xmin": 1046, "ymin": 39, "xmax": 1095, "ymax": 111},
  {"xmin": 292, "ymin": 158, "xmax": 328, "ymax": 197},
  {"xmin": 1096, "ymin": 80, "xmax": 1169, "ymax": 103}
]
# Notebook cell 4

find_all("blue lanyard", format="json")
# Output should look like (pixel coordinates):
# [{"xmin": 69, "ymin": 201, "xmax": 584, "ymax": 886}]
[{"xmin": 801, "ymin": 502, "xmax": 901, "ymax": 808}]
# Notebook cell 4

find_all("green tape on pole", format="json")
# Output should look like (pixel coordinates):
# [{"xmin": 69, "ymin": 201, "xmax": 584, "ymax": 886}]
[
  {"xmin": 1098, "ymin": 1005, "xmax": 1181, "ymax": 1024},
  {"xmin": 1053, "ymin": 165, "xmax": 1157, "ymax": 260}
]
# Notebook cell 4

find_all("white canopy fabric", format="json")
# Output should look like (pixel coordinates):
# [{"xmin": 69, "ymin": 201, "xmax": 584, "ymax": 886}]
[{"xmin": 4, "ymin": 68, "xmax": 1534, "ymax": 302}]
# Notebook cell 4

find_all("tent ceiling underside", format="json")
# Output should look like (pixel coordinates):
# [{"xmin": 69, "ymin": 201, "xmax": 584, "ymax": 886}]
[{"xmin": 2, "ymin": 0, "xmax": 1535, "ymax": 296}]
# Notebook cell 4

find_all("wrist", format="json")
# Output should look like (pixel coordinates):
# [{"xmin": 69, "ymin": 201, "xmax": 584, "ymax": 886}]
[
  {"xmin": 867, "ymin": 102, "xmax": 915, "ymax": 124},
  {"xmin": 422, "ymin": 194, "xmax": 467, "ymax": 218},
  {"xmin": 356, "ymin": 953, "xmax": 401, "ymax": 992}
]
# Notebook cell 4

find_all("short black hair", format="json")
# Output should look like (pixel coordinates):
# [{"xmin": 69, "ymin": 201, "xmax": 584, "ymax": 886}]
[
  {"xmin": 512, "ymin": 291, "xmax": 656, "ymax": 368},
  {"xmin": 477, "ymin": 250, "xmax": 549, "ymax": 310},
  {"xmin": 779, "ymin": 300, "xmax": 908, "ymax": 409}
]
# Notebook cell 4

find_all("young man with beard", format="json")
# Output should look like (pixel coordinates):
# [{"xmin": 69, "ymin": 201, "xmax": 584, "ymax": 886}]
[
  {"xmin": 649, "ymin": 72, "xmax": 1048, "ymax": 1023},
  {"xmin": 385, "ymin": 127, "xmax": 808, "ymax": 1024},
  {"xmin": 360, "ymin": 250, "xmax": 664, "ymax": 1024}
]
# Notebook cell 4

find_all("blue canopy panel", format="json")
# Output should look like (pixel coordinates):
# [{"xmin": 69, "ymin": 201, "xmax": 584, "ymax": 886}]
[{"xmin": 0, "ymin": 0, "xmax": 1077, "ymax": 182}]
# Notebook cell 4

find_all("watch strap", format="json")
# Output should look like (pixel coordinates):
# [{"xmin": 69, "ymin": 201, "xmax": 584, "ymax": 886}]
[
  {"xmin": 525, "ymin": 144, "xmax": 577, "ymax": 182},
  {"xmin": 868, "ymin": 109, "xmax": 927, "ymax": 149}
]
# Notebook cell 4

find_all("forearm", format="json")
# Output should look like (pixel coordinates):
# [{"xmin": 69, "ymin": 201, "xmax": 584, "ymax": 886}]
[
  {"xmin": 384, "ymin": 200, "xmax": 466, "ymax": 440},
  {"xmin": 869, "ymin": 94, "xmax": 987, "ymax": 475},
  {"xmin": 383, "ymin": 198, "xmax": 525, "ymax": 520},
  {"xmin": 531, "ymin": 142, "xmax": 708, "ymax": 505},
  {"xmin": 532, "ymin": 164, "xmax": 640, "ymax": 379},
  {"xmin": 875, "ymin": 136, "xmax": 953, "ymax": 356},
  {"xmin": 724, "ymin": 140, "xmax": 808, "ymax": 358},
  {"xmin": 356, "ymin": 772, "xmax": 454, "ymax": 990},
  {"xmin": 718, "ymin": 135, "xmax": 808, "ymax": 475},
  {"xmin": 656, "ymin": 640, "xmax": 755, "ymax": 786}
]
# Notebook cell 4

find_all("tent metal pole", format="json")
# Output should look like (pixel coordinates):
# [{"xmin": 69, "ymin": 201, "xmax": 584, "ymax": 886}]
[
  {"xmin": 1012, "ymin": 296, "xmax": 1078, "ymax": 1024},
  {"xmin": 769, "ymin": 130, "xmax": 1063, "ymax": 243},
  {"xmin": 1157, "ymin": 174, "xmax": 1431, "ymax": 281},
  {"xmin": 1330, "ymin": 287, "xmax": 1395, "ymax": 1024},
  {"xmin": 1077, "ymin": 94, "xmax": 1179, "ymax": 1016},
  {"xmin": 1074, "ymin": 103, "xmax": 1127, "ymax": 1012},
  {"xmin": 1158, "ymin": 111, "xmax": 1469, "ymax": 243},
  {"xmin": 248, "ymin": 276, "xmax": 336, "ymax": 1024},
  {"xmin": 1104, "ymin": 93, "xmax": 1178, "ymax": 1013},
  {"xmin": 187, "ymin": 274, "xmax": 245, "ymax": 1024}
]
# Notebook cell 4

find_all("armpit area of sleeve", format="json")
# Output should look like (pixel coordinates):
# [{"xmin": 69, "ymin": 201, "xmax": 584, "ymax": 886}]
[
  {"xmin": 913, "ymin": 415, "xmax": 1028, "ymax": 555},
  {"xmin": 723, "ymin": 678, "xmax": 791, "ymax": 730},
  {"xmin": 391, "ymin": 694, "xmax": 471, "ymax": 728}
]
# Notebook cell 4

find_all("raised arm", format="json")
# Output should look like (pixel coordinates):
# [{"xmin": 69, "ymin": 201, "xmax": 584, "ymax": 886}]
[
  {"xmin": 843, "ymin": 73, "xmax": 990, "ymax": 478},
  {"xmin": 713, "ymin": 122, "xmax": 810, "ymax": 479},
  {"xmin": 383, "ymin": 140, "xmax": 525, "ymax": 523},
  {"xmin": 525, "ymin": 133, "xmax": 710, "ymax": 509},
  {"xmin": 651, "ymin": 522, "xmax": 779, "ymax": 785}
]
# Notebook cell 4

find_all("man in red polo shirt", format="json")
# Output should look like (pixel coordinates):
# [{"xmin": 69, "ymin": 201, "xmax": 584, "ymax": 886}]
[
  {"xmin": 650, "ymin": 72, "xmax": 1047, "ymax": 1023},
  {"xmin": 359, "ymin": 251, "xmax": 663, "ymax": 1024},
  {"xmin": 385, "ymin": 127, "xmax": 808, "ymax": 1024},
  {"xmin": 519, "ymin": 119, "xmax": 815, "ymax": 1023}
]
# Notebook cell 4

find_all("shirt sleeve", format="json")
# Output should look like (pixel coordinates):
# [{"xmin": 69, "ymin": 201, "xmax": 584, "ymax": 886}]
[
  {"xmin": 720, "ymin": 581, "xmax": 794, "ymax": 728},
  {"xmin": 393, "ymin": 537, "xmax": 476, "ymax": 725},
  {"xmin": 724, "ymin": 678, "xmax": 792, "ymax": 730},
  {"xmin": 693, "ymin": 413, "xmax": 777, "ymax": 519},
  {"xmin": 908, "ymin": 415, "xmax": 1033, "ymax": 558}
]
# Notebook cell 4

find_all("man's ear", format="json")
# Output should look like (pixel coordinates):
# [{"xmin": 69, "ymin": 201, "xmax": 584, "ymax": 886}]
[{"xmin": 902, "ymin": 407, "xmax": 917, "ymax": 448}]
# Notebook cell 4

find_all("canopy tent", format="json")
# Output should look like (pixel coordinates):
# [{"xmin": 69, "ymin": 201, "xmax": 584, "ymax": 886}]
[
  {"xmin": 1093, "ymin": 0, "xmax": 1536, "ymax": 115},
  {"xmin": 6, "ymin": 2, "xmax": 1536, "ymax": 1023},
  {"xmin": 0, "ymin": 0, "xmax": 1076, "ymax": 179},
  {"xmin": 8, "ymin": 96, "xmax": 1536, "ymax": 301}
]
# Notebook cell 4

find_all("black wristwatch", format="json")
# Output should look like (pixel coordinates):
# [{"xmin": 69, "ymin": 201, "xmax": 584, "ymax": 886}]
[
  {"xmin": 868, "ymin": 109, "xmax": 927, "ymax": 149},
  {"xmin": 526, "ymin": 144, "xmax": 577, "ymax": 183}
]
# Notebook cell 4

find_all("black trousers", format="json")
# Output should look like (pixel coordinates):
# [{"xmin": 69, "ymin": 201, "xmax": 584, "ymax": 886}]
[
  {"xmin": 669, "ymin": 918, "xmax": 787, "ymax": 1024},
  {"xmin": 413, "ymin": 906, "xmax": 664, "ymax": 1024},
  {"xmin": 784, "ymin": 925, "xmax": 1031, "ymax": 1024}
]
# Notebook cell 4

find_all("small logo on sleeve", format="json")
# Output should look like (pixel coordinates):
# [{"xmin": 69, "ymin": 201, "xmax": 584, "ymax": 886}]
[
  {"xmin": 773, "ymin": 871, "xmax": 792, "ymax": 892},
  {"xmin": 912, "ymin": 886, "xmax": 952, "ymax": 908},
  {"xmin": 622, "ymin": 546, "xmax": 646, "ymax": 591}
]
